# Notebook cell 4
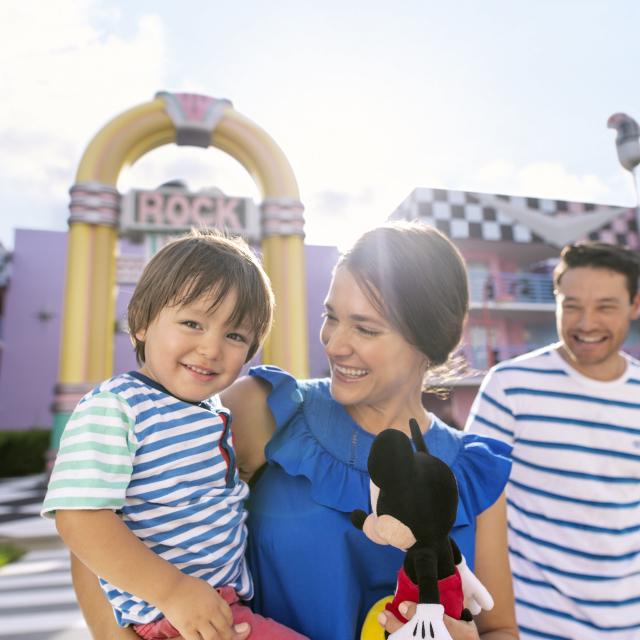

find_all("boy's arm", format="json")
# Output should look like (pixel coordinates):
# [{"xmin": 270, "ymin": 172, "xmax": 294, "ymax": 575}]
[
  {"xmin": 57, "ymin": 510, "xmax": 245, "ymax": 640},
  {"xmin": 57, "ymin": 509, "xmax": 187, "ymax": 610}
]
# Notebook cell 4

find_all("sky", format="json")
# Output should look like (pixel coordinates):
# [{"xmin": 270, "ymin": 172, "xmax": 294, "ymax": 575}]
[{"xmin": 1, "ymin": 0, "xmax": 640, "ymax": 250}]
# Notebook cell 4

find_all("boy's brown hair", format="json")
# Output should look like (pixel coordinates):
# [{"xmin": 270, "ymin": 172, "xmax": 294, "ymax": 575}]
[{"xmin": 128, "ymin": 229, "xmax": 274, "ymax": 364}]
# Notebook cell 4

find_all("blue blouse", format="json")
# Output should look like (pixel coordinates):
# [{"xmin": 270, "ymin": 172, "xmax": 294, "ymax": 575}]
[{"xmin": 245, "ymin": 366, "xmax": 511, "ymax": 640}]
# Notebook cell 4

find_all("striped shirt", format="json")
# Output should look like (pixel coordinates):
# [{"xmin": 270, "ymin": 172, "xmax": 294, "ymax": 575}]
[
  {"xmin": 42, "ymin": 372, "xmax": 251, "ymax": 626},
  {"xmin": 465, "ymin": 344, "xmax": 640, "ymax": 640}
]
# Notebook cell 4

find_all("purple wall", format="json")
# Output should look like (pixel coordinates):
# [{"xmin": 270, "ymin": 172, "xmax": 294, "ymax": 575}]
[
  {"xmin": 0, "ymin": 230, "xmax": 67, "ymax": 429},
  {"xmin": 304, "ymin": 244, "xmax": 340, "ymax": 378},
  {"xmin": 0, "ymin": 229, "xmax": 338, "ymax": 430}
]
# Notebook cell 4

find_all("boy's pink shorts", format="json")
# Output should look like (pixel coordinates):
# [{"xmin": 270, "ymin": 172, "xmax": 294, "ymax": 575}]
[{"xmin": 132, "ymin": 586, "xmax": 308, "ymax": 639}]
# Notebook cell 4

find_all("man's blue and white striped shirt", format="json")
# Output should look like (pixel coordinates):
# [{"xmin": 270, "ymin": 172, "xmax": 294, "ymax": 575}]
[
  {"xmin": 43, "ymin": 372, "xmax": 251, "ymax": 626},
  {"xmin": 465, "ymin": 344, "xmax": 640, "ymax": 640}
]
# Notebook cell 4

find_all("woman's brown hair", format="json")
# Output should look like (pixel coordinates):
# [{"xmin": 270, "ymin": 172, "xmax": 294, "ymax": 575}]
[{"xmin": 337, "ymin": 221, "xmax": 469, "ymax": 368}]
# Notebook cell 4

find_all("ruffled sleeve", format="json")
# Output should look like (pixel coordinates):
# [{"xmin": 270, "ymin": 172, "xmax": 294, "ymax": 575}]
[
  {"xmin": 248, "ymin": 365, "xmax": 305, "ymax": 431},
  {"xmin": 449, "ymin": 429, "xmax": 512, "ymax": 519},
  {"xmin": 248, "ymin": 366, "xmax": 371, "ymax": 513}
]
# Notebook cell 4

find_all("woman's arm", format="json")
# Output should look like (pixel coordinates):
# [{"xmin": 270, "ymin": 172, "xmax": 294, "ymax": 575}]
[
  {"xmin": 472, "ymin": 492, "xmax": 518, "ymax": 639},
  {"xmin": 70, "ymin": 553, "xmax": 138, "ymax": 639},
  {"xmin": 220, "ymin": 375, "xmax": 276, "ymax": 482}
]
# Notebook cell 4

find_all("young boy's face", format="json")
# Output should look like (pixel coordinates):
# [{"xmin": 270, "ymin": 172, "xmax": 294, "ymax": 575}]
[{"xmin": 135, "ymin": 288, "xmax": 254, "ymax": 403}]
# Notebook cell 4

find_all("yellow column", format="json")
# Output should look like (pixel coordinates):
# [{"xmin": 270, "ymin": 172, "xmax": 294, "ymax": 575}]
[
  {"xmin": 212, "ymin": 108, "xmax": 308, "ymax": 378},
  {"xmin": 260, "ymin": 204, "xmax": 308, "ymax": 378},
  {"xmin": 52, "ymin": 183, "xmax": 120, "ymax": 451},
  {"xmin": 52, "ymin": 99, "xmax": 175, "ymax": 451}
]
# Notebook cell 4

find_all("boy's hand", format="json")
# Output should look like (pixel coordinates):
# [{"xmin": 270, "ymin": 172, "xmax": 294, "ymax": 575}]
[{"xmin": 158, "ymin": 574, "xmax": 250, "ymax": 640}]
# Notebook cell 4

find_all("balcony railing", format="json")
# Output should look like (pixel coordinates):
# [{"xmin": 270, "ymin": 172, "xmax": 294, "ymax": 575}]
[
  {"xmin": 469, "ymin": 271, "xmax": 554, "ymax": 305},
  {"xmin": 463, "ymin": 343, "xmax": 543, "ymax": 371}
]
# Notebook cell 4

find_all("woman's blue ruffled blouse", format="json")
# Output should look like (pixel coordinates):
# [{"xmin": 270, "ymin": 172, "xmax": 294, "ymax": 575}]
[{"xmin": 244, "ymin": 366, "xmax": 511, "ymax": 640}]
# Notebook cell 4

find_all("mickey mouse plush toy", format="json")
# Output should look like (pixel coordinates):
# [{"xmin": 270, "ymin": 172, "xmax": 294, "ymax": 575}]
[{"xmin": 351, "ymin": 419, "xmax": 493, "ymax": 640}]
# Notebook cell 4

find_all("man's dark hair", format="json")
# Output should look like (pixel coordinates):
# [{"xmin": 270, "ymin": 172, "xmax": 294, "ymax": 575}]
[{"xmin": 553, "ymin": 242, "xmax": 640, "ymax": 301}]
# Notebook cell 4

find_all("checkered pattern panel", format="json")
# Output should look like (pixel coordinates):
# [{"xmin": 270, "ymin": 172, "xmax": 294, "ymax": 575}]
[
  {"xmin": 584, "ymin": 206, "xmax": 639, "ymax": 248},
  {"xmin": 391, "ymin": 187, "xmax": 638, "ymax": 247}
]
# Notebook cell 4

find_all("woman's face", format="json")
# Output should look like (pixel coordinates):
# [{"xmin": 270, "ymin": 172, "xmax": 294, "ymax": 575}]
[{"xmin": 320, "ymin": 267, "xmax": 428, "ymax": 422}]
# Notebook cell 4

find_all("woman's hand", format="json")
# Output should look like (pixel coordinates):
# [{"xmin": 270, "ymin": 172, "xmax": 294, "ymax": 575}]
[
  {"xmin": 443, "ymin": 616, "xmax": 480, "ymax": 640},
  {"xmin": 379, "ymin": 604, "xmax": 480, "ymax": 640}
]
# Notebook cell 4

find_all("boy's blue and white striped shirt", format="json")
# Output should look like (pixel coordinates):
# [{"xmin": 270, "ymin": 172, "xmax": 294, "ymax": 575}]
[
  {"xmin": 42, "ymin": 372, "xmax": 251, "ymax": 626},
  {"xmin": 465, "ymin": 344, "xmax": 640, "ymax": 640}
]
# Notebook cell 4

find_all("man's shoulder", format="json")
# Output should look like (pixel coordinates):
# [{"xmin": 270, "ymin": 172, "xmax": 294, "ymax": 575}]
[
  {"xmin": 622, "ymin": 350, "xmax": 640, "ymax": 368},
  {"xmin": 621, "ymin": 351, "xmax": 640, "ymax": 385},
  {"xmin": 490, "ymin": 343, "xmax": 560, "ymax": 375}
]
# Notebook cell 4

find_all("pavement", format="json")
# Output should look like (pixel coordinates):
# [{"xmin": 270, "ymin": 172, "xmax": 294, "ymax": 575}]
[{"xmin": 0, "ymin": 474, "xmax": 90, "ymax": 639}]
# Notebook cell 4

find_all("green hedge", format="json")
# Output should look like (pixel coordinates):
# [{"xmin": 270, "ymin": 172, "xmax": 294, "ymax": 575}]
[
  {"xmin": 0, "ymin": 543, "xmax": 24, "ymax": 567},
  {"xmin": 0, "ymin": 429, "xmax": 50, "ymax": 477}
]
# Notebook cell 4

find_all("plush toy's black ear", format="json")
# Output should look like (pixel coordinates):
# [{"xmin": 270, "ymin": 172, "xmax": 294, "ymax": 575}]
[
  {"xmin": 368, "ymin": 429, "xmax": 413, "ymax": 489},
  {"xmin": 409, "ymin": 418, "xmax": 428, "ymax": 454},
  {"xmin": 350, "ymin": 509, "xmax": 367, "ymax": 530}
]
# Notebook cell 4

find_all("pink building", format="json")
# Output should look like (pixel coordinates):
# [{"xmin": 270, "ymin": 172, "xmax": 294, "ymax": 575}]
[{"xmin": 391, "ymin": 187, "xmax": 640, "ymax": 427}]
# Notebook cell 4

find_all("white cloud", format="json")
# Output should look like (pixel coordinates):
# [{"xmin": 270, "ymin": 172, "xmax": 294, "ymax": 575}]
[
  {"xmin": 0, "ymin": 1, "xmax": 167, "ymax": 247},
  {"xmin": 469, "ymin": 160, "xmax": 627, "ymax": 205},
  {"xmin": 120, "ymin": 145, "xmax": 262, "ymax": 197},
  {"xmin": 1, "ymin": 4, "xmax": 166, "ymax": 136},
  {"xmin": 0, "ymin": 1, "xmax": 96, "ymax": 63}
]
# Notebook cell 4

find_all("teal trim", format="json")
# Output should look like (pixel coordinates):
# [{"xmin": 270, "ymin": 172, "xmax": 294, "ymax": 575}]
[{"xmin": 51, "ymin": 411, "xmax": 71, "ymax": 450}]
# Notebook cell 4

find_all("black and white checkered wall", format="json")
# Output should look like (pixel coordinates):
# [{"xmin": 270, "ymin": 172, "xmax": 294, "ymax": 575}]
[{"xmin": 391, "ymin": 187, "xmax": 639, "ymax": 248}]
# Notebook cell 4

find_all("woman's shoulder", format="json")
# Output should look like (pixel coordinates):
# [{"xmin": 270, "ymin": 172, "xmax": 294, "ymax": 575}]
[
  {"xmin": 249, "ymin": 365, "xmax": 329, "ymax": 392},
  {"xmin": 248, "ymin": 365, "xmax": 370, "ymax": 512},
  {"xmin": 248, "ymin": 366, "xmax": 332, "ymax": 426}
]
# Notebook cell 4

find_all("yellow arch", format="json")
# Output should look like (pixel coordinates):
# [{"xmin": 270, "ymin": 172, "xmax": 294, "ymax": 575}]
[
  {"xmin": 75, "ymin": 97, "xmax": 300, "ymax": 196},
  {"xmin": 53, "ymin": 93, "xmax": 308, "ymax": 447}
]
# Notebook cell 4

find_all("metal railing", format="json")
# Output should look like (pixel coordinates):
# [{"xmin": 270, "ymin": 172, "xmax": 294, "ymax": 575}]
[{"xmin": 468, "ymin": 271, "xmax": 554, "ymax": 305}]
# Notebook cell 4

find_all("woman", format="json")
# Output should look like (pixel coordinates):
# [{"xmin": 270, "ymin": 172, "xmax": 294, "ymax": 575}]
[{"xmin": 72, "ymin": 222, "xmax": 518, "ymax": 640}]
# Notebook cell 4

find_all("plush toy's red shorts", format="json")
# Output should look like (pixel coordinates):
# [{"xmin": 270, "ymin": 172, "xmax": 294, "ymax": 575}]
[
  {"xmin": 385, "ymin": 566, "xmax": 464, "ymax": 623},
  {"xmin": 132, "ymin": 586, "xmax": 308, "ymax": 639}
]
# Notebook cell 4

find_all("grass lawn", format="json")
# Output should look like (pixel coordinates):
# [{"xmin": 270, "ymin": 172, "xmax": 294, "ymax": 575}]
[{"xmin": 0, "ymin": 542, "xmax": 24, "ymax": 568}]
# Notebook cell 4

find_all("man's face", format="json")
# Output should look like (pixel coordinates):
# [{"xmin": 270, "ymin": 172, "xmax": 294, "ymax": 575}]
[{"xmin": 555, "ymin": 266, "xmax": 640, "ymax": 380}]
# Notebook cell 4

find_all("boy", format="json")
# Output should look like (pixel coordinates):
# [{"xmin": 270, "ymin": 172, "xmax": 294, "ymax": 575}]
[{"xmin": 43, "ymin": 230, "xmax": 306, "ymax": 640}]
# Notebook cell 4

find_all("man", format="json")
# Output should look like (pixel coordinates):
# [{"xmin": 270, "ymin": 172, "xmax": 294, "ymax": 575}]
[{"xmin": 465, "ymin": 242, "xmax": 640, "ymax": 640}]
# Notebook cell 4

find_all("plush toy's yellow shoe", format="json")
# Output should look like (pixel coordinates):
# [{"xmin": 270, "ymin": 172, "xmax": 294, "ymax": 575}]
[{"xmin": 360, "ymin": 596, "xmax": 394, "ymax": 640}]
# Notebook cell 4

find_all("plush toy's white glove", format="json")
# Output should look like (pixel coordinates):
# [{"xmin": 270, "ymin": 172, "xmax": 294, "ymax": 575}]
[
  {"xmin": 388, "ymin": 604, "xmax": 453, "ymax": 640},
  {"xmin": 457, "ymin": 556, "xmax": 494, "ymax": 615}
]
